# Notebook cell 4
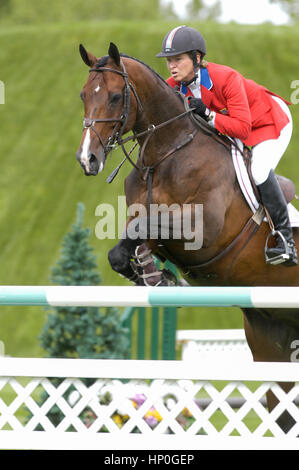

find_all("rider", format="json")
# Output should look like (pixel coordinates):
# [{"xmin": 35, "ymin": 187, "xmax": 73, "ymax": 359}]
[{"xmin": 156, "ymin": 25, "xmax": 297, "ymax": 267}]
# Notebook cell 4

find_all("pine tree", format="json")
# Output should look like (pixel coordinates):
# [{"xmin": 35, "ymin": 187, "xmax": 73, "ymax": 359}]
[
  {"xmin": 34, "ymin": 204, "xmax": 129, "ymax": 428},
  {"xmin": 40, "ymin": 202, "xmax": 129, "ymax": 360}
]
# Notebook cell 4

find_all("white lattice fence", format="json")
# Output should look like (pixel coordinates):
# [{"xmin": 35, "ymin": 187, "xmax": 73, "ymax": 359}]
[{"xmin": 0, "ymin": 357, "xmax": 299, "ymax": 449}]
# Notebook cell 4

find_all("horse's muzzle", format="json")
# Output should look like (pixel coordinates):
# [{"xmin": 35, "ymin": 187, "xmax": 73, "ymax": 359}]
[{"xmin": 76, "ymin": 149, "xmax": 105, "ymax": 176}]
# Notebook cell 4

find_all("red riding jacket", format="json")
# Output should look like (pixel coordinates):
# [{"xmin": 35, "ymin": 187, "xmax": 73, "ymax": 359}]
[{"xmin": 166, "ymin": 62, "xmax": 290, "ymax": 147}]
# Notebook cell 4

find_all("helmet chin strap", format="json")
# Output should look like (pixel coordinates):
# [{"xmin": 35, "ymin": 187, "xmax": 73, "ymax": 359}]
[
  {"xmin": 182, "ymin": 50, "xmax": 201, "ymax": 87},
  {"xmin": 182, "ymin": 74, "xmax": 198, "ymax": 87}
]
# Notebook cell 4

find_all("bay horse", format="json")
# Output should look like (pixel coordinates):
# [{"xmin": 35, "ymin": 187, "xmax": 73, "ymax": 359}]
[{"xmin": 76, "ymin": 42, "xmax": 299, "ymax": 433}]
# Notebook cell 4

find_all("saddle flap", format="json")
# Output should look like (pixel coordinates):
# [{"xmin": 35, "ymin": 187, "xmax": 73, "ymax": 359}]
[
  {"xmin": 276, "ymin": 175, "xmax": 296, "ymax": 204},
  {"xmin": 242, "ymin": 146, "xmax": 296, "ymax": 204}
]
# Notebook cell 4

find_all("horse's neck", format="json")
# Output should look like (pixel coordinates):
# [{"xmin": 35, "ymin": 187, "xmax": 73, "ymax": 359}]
[
  {"xmin": 130, "ymin": 66, "xmax": 190, "ymax": 161},
  {"xmin": 135, "ymin": 91, "xmax": 183, "ymax": 131}
]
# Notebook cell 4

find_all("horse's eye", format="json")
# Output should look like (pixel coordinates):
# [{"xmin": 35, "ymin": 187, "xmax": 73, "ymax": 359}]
[
  {"xmin": 110, "ymin": 93, "xmax": 122, "ymax": 105},
  {"xmin": 80, "ymin": 91, "xmax": 85, "ymax": 101}
]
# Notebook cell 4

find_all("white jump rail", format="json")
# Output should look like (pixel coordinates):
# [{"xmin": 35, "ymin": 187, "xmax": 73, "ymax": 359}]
[
  {"xmin": 176, "ymin": 329, "xmax": 252, "ymax": 361},
  {"xmin": 0, "ymin": 356, "xmax": 299, "ymax": 450},
  {"xmin": 0, "ymin": 285, "xmax": 299, "ymax": 307}
]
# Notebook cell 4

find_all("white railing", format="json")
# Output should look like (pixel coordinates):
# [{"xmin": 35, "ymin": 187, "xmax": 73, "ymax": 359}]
[
  {"xmin": 0, "ymin": 356, "xmax": 299, "ymax": 450},
  {"xmin": 177, "ymin": 329, "xmax": 252, "ymax": 361}
]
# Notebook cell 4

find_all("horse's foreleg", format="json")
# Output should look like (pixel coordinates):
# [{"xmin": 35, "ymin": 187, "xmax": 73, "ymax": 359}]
[
  {"xmin": 108, "ymin": 237, "xmax": 141, "ymax": 283},
  {"xmin": 108, "ymin": 215, "xmax": 146, "ymax": 283},
  {"xmin": 108, "ymin": 239, "xmax": 177, "ymax": 286},
  {"xmin": 108, "ymin": 218, "xmax": 177, "ymax": 286},
  {"xmin": 132, "ymin": 243, "xmax": 177, "ymax": 286}
]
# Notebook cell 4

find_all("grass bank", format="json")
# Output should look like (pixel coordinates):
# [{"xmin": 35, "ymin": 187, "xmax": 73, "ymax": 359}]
[{"xmin": 0, "ymin": 20, "xmax": 298, "ymax": 356}]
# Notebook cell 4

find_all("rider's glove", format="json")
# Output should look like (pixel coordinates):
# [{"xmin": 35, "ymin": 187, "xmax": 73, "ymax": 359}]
[{"xmin": 189, "ymin": 97, "xmax": 213, "ymax": 122}]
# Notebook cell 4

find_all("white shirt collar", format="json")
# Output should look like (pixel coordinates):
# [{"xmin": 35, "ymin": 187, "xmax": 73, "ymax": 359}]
[{"xmin": 188, "ymin": 75, "xmax": 201, "ymax": 98}]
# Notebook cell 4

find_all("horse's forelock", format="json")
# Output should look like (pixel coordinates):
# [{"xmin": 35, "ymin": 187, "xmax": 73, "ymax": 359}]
[
  {"xmin": 92, "ymin": 51, "xmax": 166, "ymax": 86},
  {"xmin": 95, "ymin": 55, "xmax": 109, "ymax": 68}
]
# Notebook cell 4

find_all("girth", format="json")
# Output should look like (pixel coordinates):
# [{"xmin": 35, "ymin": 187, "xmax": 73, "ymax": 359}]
[{"xmin": 156, "ymin": 205, "xmax": 266, "ymax": 284}]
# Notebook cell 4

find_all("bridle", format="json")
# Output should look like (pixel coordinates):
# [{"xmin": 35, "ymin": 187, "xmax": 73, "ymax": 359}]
[{"xmin": 83, "ymin": 60, "xmax": 142, "ymax": 170}]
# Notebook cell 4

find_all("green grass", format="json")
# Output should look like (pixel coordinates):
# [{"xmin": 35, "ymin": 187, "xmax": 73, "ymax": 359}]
[{"xmin": 0, "ymin": 20, "xmax": 299, "ymax": 356}]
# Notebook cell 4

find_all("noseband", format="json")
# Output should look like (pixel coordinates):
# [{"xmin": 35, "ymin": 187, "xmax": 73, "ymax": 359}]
[{"xmin": 83, "ymin": 61, "xmax": 142, "ymax": 168}]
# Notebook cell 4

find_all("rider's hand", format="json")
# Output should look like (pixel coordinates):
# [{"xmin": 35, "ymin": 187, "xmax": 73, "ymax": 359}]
[{"xmin": 189, "ymin": 98, "xmax": 211, "ymax": 121}]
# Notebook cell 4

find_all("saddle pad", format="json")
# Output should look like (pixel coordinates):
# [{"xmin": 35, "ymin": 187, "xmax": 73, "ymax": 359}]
[{"xmin": 231, "ymin": 144, "xmax": 299, "ymax": 228}]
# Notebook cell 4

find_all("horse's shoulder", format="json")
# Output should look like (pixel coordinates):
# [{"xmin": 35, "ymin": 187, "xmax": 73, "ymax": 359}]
[{"xmin": 125, "ymin": 169, "xmax": 141, "ymax": 188}]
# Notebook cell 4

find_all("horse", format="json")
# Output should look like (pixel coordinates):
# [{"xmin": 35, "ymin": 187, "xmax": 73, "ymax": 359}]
[{"xmin": 76, "ymin": 42, "xmax": 299, "ymax": 433}]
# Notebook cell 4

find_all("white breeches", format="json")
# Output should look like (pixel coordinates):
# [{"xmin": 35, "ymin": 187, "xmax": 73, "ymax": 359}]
[{"xmin": 251, "ymin": 95, "xmax": 293, "ymax": 185}]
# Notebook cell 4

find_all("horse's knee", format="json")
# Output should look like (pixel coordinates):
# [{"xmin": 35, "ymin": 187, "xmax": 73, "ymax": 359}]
[{"xmin": 108, "ymin": 244, "xmax": 131, "ymax": 274}]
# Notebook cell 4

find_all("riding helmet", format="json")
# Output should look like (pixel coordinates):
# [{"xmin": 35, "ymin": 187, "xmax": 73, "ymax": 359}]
[{"xmin": 156, "ymin": 25, "xmax": 207, "ymax": 58}]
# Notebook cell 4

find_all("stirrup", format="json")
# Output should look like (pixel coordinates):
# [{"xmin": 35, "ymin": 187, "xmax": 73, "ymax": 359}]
[{"xmin": 264, "ymin": 229, "xmax": 291, "ymax": 265}]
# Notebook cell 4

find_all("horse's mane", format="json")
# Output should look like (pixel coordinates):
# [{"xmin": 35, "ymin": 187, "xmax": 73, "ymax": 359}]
[
  {"xmin": 95, "ymin": 53, "xmax": 168, "ymax": 86},
  {"xmin": 120, "ymin": 53, "xmax": 167, "ymax": 85}
]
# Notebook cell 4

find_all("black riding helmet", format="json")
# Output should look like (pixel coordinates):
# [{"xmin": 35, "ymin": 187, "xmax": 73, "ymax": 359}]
[{"xmin": 156, "ymin": 25, "xmax": 207, "ymax": 58}]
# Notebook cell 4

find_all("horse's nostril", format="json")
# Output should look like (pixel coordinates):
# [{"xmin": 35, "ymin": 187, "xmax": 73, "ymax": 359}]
[{"xmin": 89, "ymin": 154, "xmax": 99, "ymax": 173}]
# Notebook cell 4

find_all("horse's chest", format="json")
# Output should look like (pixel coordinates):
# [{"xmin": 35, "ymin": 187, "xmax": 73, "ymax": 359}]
[
  {"xmin": 126, "ymin": 173, "xmax": 175, "ymax": 207},
  {"xmin": 143, "ymin": 182, "xmax": 176, "ymax": 207}
]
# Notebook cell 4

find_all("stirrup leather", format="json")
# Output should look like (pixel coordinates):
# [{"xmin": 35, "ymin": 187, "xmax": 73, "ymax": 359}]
[{"xmin": 265, "ymin": 229, "xmax": 292, "ymax": 265}]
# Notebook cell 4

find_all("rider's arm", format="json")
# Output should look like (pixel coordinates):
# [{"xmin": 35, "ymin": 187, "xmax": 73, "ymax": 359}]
[{"xmin": 213, "ymin": 70, "xmax": 252, "ymax": 141}]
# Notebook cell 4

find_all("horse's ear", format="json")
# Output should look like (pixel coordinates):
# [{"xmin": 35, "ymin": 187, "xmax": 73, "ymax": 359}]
[
  {"xmin": 79, "ymin": 44, "xmax": 97, "ymax": 67},
  {"xmin": 108, "ymin": 42, "xmax": 120, "ymax": 67}
]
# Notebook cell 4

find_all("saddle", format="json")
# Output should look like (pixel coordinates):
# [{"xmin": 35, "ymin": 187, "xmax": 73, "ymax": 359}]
[{"xmin": 242, "ymin": 146, "xmax": 296, "ymax": 205}]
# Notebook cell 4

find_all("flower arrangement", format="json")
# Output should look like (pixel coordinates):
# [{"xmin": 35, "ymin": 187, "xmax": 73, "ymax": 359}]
[
  {"xmin": 78, "ymin": 390, "xmax": 203, "ymax": 432},
  {"xmin": 131, "ymin": 393, "xmax": 163, "ymax": 429}
]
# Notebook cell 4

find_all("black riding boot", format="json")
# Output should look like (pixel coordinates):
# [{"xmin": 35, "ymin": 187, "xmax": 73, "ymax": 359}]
[{"xmin": 257, "ymin": 169, "xmax": 298, "ymax": 267}]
